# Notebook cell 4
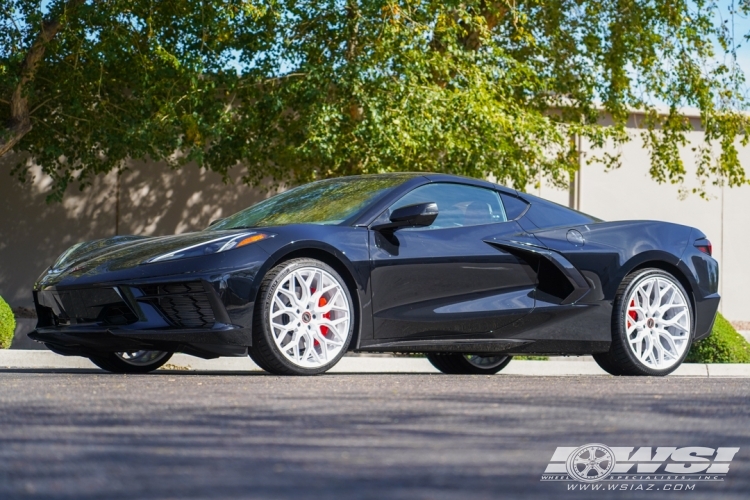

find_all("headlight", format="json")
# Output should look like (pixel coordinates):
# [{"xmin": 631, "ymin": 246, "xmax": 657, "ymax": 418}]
[
  {"xmin": 145, "ymin": 232, "xmax": 271, "ymax": 264},
  {"xmin": 52, "ymin": 242, "xmax": 87, "ymax": 270}
]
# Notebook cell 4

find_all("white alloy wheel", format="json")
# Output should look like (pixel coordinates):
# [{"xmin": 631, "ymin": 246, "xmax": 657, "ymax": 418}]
[
  {"xmin": 268, "ymin": 266, "xmax": 352, "ymax": 368},
  {"xmin": 624, "ymin": 275, "xmax": 691, "ymax": 370}
]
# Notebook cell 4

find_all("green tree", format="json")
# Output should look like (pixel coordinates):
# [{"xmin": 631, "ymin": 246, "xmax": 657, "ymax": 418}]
[{"xmin": 1, "ymin": 1, "xmax": 748, "ymax": 201}]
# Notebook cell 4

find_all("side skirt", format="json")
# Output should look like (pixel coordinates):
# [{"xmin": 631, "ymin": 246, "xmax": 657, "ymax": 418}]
[
  {"xmin": 357, "ymin": 338, "xmax": 530, "ymax": 354},
  {"xmin": 355, "ymin": 338, "xmax": 610, "ymax": 355}
]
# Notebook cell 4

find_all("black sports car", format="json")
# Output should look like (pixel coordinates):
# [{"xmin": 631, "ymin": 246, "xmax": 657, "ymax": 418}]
[{"xmin": 30, "ymin": 173, "xmax": 719, "ymax": 376}]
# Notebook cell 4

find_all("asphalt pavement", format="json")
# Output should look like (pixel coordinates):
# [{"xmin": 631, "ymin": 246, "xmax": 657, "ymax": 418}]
[
  {"xmin": 3, "ymin": 350, "xmax": 750, "ymax": 376},
  {"xmin": 0, "ymin": 371, "xmax": 748, "ymax": 500}
]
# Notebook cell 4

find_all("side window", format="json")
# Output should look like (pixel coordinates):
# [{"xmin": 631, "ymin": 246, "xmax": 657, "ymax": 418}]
[
  {"xmin": 499, "ymin": 193, "xmax": 530, "ymax": 220},
  {"xmin": 390, "ymin": 183, "xmax": 507, "ymax": 229}
]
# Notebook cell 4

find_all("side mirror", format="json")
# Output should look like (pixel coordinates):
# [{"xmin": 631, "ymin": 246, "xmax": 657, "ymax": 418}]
[
  {"xmin": 208, "ymin": 218, "xmax": 226, "ymax": 228},
  {"xmin": 372, "ymin": 202, "xmax": 438, "ymax": 231}
]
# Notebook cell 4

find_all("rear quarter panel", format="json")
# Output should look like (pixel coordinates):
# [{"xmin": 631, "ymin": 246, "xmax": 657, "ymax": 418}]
[
  {"xmin": 532, "ymin": 220, "xmax": 719, "ymax": 338},
  {"xmin": 532, "ymin": 220, "xmax": 693, "ymax": 300}
]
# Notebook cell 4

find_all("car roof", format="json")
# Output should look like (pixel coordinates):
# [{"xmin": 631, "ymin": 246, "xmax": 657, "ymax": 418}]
[
  {"xmin": 339, "ymin": 172, "xmax": 519, "ymax": 196},
  {"xmin": 420, "ymin": 173, "xmax": 519, "ymax": 195}
]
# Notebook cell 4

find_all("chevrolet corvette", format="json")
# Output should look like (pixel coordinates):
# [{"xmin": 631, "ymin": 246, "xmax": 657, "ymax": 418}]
[{"xmin": 30, "ymin": 173, "xmax": 719, "ymax": 376}]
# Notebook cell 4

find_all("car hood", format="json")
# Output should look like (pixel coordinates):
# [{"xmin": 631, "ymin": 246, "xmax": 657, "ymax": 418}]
[{"xmin": 37, "ymin": 230, "xmax": 250, "ymax": 288}]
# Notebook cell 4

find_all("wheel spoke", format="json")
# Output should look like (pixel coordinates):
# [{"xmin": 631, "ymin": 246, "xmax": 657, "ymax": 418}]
[
  {"xmin": 626, "ymin": 319, "xmax": 641, "ymax": 335},
  {"xmin": 655, "ymin": 329, "xmax": 682, "ymax": 359},
  {"xmin": 277, "ymin": 284, "xmax": 299, "ymax": 306},
  {"xmin": 323, "ymin": 337, "xmax": 345, "ymax": 347},
  {"xmin": 311, "ymin": 283, "xmax": 338, "ymax": 302},
  {"xmin": 640, "ymin": 333, "xmax": 653, "ymax": 364},
  {"xmin": 653, "ymin": 278, "xmax": 664, "ymax": 311},
  {"xmin": 279, "ymin": 332, "xmax": 297, "ymax": 351},
  {"xmin": 271, "ymin": 321, "xmax": 294, "ymax": 333},
  {"xmin": 271, "ymin": 296, "xmax": 293, "ymax": 316},
  {"xmin": 660, "ymin": 309, "xmax": 688, "ymax": 327},
  {"xmin": 315, "ymin": 289, "xmax": 341, "ymax": 313},
  {"xmin": 642, "ymin": 280, "xmax": 654, "ymax": 312},
  {"xmin": 314, "ymin": 331, "xmax": 329, "ymax": 359},
  {"xmin": 305, "ymin": 333, "xmax": 322, "ymax": 363}
]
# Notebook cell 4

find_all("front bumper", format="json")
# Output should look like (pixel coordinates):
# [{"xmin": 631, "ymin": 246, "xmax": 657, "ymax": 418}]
[{"xmin": 31, "ymin": 276, "xmax": 255, "ymax": 355}]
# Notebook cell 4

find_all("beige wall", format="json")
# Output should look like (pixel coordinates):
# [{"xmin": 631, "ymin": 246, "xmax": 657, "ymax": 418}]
[{"xmin": 0, "ymin": 157, "xmax": 269, "ymax": 309}]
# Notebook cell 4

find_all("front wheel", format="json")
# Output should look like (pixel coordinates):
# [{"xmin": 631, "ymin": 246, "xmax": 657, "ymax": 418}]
[
  {"xmin": 596, "ymin": 268, "xmax": 694, "ymax": 376},
  {"xmin": 249, "ymin": 258, "xmax": 355, "ymax": 375},
  {"xmin": 427, "ymin": 353, "xmax": 512, "ymax": 374},
  {"xmin": 89, "ymin": 351, "xmax": 173, "ymax": 374}
]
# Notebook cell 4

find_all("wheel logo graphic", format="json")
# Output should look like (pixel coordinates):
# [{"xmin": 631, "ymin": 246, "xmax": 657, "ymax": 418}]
[{"xmin": 566, "ymin": 444, "xmax": 616, "ymax": 482}]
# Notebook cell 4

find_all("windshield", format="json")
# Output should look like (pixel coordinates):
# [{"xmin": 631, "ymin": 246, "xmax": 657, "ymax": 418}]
[{"xmin": 210, "ymin": 174, "xmax": 418, "ymax": 229}]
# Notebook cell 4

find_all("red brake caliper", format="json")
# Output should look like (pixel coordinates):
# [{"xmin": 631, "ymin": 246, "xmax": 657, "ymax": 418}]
[
  {"xmin": 628, "ymin": 299, "xmax": 637, "ymax": 326},
  {"xmin": 310, "ymin": 288, "xmax": 331, "ymax": 347},
  {"xmin": 319, "ymin": 296, "xmax": 330, "ymax": 336}
]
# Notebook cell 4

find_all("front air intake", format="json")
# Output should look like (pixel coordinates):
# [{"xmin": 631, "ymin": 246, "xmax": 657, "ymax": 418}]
[{"xmin": 138, "ymin": 282, "xmax": 216, "ymax": 328}]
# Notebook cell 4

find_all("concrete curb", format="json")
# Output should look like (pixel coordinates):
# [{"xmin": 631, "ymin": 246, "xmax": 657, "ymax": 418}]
[{"xmin": 1, "ymin": 350, "xmax": 749, "ymax": 376}]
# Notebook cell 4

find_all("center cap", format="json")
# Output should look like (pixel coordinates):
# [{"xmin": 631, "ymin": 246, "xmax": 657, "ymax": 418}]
[
  {"xmin": 301, "ymin": 311, "xmax": 312, "ymax": 324},
  {"xmin": 646, "ymin": 318, "xmax": 655, "ymax": 328}
]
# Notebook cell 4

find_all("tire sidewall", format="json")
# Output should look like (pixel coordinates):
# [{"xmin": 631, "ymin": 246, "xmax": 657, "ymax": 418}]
[
  {"xmin": 614, "ymin": 269, "xmax": 694, "ymax": 376},
  {"xmin": 257, "ymin": 259, "xmax": 355, "ymax": 375}
]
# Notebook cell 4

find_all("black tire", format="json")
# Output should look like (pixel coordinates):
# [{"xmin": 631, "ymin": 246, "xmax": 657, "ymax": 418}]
[
  {"xmin": 89, "ymin": 351, "xmax": 172, "ymax": 374},
  {"xmin": 249, "ymin": 258, "xmax": 355, "ymax": 375},
  {"xmin": 427, "ymin": 353, "xmax": 512, "ymax": 375},
  {"xmin": 597, "ymin": 268, "xmax": 694, "ymax": 376},
  {"xmin": 248, "ymin": 345, "xmax": 275, "ymax": 373},
  {"xmin": 592, "ymin": 352, "xmax": 625, "ymax": 376}
]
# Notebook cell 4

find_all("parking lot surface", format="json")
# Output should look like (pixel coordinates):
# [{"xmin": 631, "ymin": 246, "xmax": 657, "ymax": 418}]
[{"xmin": 0, "ymin": 372, "xmax": 748, "ymax": 499}]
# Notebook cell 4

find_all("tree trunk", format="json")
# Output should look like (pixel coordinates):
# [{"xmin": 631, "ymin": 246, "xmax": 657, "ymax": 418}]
[{"xmin": 0, "ymin": 1, "xmax": 84, "ymax": 158}]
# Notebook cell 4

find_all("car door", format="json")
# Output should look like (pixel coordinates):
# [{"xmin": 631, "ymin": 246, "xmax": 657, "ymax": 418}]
[{"xmin": 369, "ymin": 182, "xmax": 537, "ymax": 340}]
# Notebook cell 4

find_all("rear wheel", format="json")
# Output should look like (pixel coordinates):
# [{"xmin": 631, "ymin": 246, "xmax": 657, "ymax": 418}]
[
  {"xmin": 427, "ymin": 353, "xmax": 512, "ymax": 374},
  {"xmin": 249, "ymin": 258, "xmax": 355, "ymax": 375},
  {"xmin": 89, "ymin": 351, "xmax": 172, "ymax": 374},
  {"xmin": 597, "ymin": 268, "xmax": 693, "ymax": 376}
]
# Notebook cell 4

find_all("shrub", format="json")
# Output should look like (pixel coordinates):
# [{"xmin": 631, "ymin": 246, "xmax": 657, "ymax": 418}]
[
  {"xmin": 0, "ymin": 296, "xmax": 15, "ymax": 349},
  {"xmin": 686, "ymin": 313, "xmax": 750, "ymax": 363}
]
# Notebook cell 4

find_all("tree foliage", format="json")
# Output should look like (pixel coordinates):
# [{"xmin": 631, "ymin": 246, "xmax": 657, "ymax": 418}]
[
  {"xmin": 0, "ymin": 296, "xmax": 15, "ymax": 349},
  {"xmin": 1, "ymin": 0, "xmax": 748, "ymax": 201}
]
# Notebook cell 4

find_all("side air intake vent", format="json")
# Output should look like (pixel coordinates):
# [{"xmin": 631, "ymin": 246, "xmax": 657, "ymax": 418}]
[{"xmin": 484, "ymin": 240, "xmax": 591, "ymax": 305}]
